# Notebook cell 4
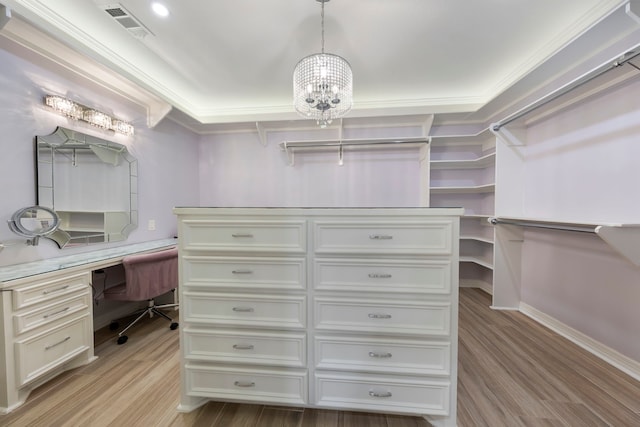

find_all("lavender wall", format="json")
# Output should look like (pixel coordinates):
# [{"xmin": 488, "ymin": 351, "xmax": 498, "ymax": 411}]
[
  {"xmin": 199, "ymin": 127, "xmax": 426, "ymax": 207},
  {"xmin": 0, "ymin": 39, "xmax": 200, "ymax": 267},
  {"xmin": 516, "ymin": 77, "xmax": 640, "ymax": 362}
]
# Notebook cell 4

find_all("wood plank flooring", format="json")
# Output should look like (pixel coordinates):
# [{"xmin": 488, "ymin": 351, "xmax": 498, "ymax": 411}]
[{"xmin": 2, "ymin": 288, "xmax": 639, "ymax": 426}]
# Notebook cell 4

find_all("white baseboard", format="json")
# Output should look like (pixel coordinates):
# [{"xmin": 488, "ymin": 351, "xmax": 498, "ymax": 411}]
[
  {"xmin": 519, "ymin": 302, "xmax": 640, "ymax": 382},
  {"xmin": 459, "ymin": 279, "xmax": 493, "ymax": 295}
]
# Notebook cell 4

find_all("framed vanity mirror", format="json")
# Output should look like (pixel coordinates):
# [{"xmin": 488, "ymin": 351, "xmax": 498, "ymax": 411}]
[{"xmin": 36, "ymin": 126, "xmax": 138, "ymax": 248}]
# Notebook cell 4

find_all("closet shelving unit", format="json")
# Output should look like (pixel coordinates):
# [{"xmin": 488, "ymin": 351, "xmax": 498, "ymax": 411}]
[{"xmin": 429, "ymin": 129, "xmax": 496, "ymax": 293}]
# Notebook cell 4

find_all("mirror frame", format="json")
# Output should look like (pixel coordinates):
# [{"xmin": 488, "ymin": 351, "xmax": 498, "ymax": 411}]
[{"xmin": 35, "ymin": 126, "xmax": 138, "ymax": 248}]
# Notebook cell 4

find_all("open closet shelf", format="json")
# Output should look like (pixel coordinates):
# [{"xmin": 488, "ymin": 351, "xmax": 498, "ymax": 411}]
[
  {"xmin": 430, "ymin": 152, "xmax": 496, "ymax": 169},
  {"xmin": 460, "ymin": 256, "xmax": 494, "ymax": 270},
  {"xmin": 490, "ymin": 216, "xmax": 640, "ymax": 267},
  {"xmin": 430, "ymin": 183, "xmax": 495, "ymax": 194}
]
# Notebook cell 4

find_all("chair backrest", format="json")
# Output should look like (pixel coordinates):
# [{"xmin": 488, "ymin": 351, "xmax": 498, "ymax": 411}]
[{"xmin": 121, "ymin": 247, "xmax": 178, "ymax": 301}]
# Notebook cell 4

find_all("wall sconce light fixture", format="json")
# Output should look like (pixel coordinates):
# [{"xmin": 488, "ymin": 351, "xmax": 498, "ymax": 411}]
[{"xmin": 44, "ymin": 95, "xmax": 135, "ymax": 136}]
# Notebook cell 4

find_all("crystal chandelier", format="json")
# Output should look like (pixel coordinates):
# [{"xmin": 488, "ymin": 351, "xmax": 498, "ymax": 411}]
[{"xmin": 293, "ymin": 0, "xmax": 352, "ymax": 127}]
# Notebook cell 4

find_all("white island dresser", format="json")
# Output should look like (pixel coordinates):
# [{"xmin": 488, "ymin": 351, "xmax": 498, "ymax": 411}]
[{"xmin": 173, "ymin": 208, "xmax": 462, "ymax": 427}]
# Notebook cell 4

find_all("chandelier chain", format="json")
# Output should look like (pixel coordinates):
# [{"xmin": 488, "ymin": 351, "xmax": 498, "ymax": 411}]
[{"xmin": 320, "ymin": 0, "xmax": 325, "ymax": 54}]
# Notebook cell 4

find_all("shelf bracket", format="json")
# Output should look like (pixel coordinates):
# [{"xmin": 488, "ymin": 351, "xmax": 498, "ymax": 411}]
[{"xmin": 595, "ymin": 225, "xmax": 640, "ymax": 267}]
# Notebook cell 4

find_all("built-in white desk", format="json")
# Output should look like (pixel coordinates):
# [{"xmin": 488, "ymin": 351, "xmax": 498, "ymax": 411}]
[{"xmin": 0, "ymin": 238, "xmax": 176, "ymax": 414}]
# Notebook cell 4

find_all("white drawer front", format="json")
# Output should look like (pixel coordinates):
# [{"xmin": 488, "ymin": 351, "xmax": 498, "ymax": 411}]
[
  {"xmin": 314, "ymin": 258, "xmax": 451, "ymax": 294},
  {"xmin": 184, "ymin": 292, "xmax": 306, "ymax": 329},
  {"xmin": 315, "ymin": 336, "xmax": 450, "ymax": 376},
  {"xmin": 185, "ymin": 364, "xmax": 307, "ymax": 405},
  {"xmin": 15, "ymin": 315, "xmax": 91, "ymax": 387},
  {"xmin": 12, "ymin": 272, "xmax": 90, "ymax": 310},
  {"xmin": 183, "ymin": 256, "xmax": 306, "ymax": 291},
  {"xmin": 14, "ymin": 292, "xmax": 91, "ymax": 335},
  {"xmin": 315, "ymin": 373, "xmax": 450, "ymax": 415},
  {"xmin": 181, "ymin": 219, "xmax": 306, "ymax": 254},
  {"xmin": 313, "ymin": 220, "xmax": 454, "ymax": 255},
  {"xmin": 314, "ymin": 298, "xmax": 450, "ymax": 336},
  {"xmin": 184, "ymin": 329, "xmax": 306, "ymax": 367}
]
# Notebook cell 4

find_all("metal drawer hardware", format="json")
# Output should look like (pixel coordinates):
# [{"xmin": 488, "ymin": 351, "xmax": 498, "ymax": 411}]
[
  {"xmin": 231, "ymin": 233, "xmax": 254, "ymax": 238},
  {"xmin": 368, "ymin": 273, "xmax": 392, "ymax": 279},
  {"xmin": 368, "ymin": 313, "xmax": 392, "ymax": 319},
  {"xmin": 232, "ymin": 269, "xmax": 254, "ymax": 274},
  {"xmin": 43, "ymin": 285, "xmax": 70, "ymax": 295},
  {"xmin": 234, "ymin": 381, "xmax": 255, "ymax": 388},
  {"xmin": 232, "ymin": 306, "xmax": 255, "ymax": 313},
  {"xmin": 45, "ymin": 336, "xmax": 71, "ymax": 350},
  {"xmin": 233, "ymin": 344, "xmax": 255, "ymax": 350},
  {"xmin": 369, "ymin": 390, "xmax": 392, "ymax": 398},
  {"xmin": 368, "ymin": 351, "xmax": 392, "ymax": 358},
  {"xmin": 43, "ymin": 307, "xmax": 70, "ymax": 319},
  {"xmin": 369, "ymin": 234, "xmax": 393, "ymax": 240}
]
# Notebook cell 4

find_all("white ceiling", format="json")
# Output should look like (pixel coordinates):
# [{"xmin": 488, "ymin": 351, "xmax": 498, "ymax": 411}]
[{"xmin": 0, "ymin": 0, "xmax": 631, "ymax": 129}]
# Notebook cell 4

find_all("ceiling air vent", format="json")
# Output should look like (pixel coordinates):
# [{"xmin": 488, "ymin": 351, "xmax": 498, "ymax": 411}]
[{"xmin": 101, "ymin": 4, "xmax": 152, "ymax": 39}]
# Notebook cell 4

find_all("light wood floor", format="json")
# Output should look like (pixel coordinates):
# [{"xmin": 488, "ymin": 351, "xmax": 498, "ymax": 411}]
[{"xmin": 2, "ymin": 288, "xmax": 639, "ymax": 426}]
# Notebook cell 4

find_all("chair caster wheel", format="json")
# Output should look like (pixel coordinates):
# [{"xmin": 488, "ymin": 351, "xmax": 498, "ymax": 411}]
[
  {"xmin": 117, "ymin": 335, "xmax": 128, "ymax": 345},
  {"xmin": 170, "ymin": 322, "xmax": 179, "ymax": 330},
  {"xmin": 109, "ymin": 321, "xmax": 119, "ymax": 331}
]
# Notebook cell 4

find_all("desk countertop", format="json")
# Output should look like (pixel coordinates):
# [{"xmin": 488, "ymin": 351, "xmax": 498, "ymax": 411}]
[{"xmin": 0, "ymin": 238, "xmax": 177, "ymax": 283}]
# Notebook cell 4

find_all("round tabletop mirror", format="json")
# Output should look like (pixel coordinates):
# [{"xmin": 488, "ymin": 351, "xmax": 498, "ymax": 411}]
[{"xmin": 8, "ymin": 205, "xmax": 60, "ymax": 239}]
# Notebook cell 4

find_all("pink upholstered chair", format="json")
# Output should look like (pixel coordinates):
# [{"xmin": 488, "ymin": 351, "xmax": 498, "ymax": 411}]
[{"xmin": 104, "ymin": 247, "xmax": 179, "ymax": 345}]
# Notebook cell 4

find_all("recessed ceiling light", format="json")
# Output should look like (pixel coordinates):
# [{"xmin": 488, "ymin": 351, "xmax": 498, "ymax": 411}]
[{"xmin": 151, "ymin": 2, "xmax": 169, "ymax": 17}]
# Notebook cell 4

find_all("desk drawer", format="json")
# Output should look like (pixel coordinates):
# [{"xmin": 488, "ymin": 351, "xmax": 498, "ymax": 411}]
[
  {"xmin": 314, "ymin": 258, "xmax": 451, "ymax": 294},
  {"xmin": 15, "ymin": 314, "xmax": 92, "ymax": 387},
  {"xmin": 14, "ymin": 291, "xmax": 91, "ymax": 335},
  {"xmin": 315, "ymin": 336, "xmax": 450, "ymax": 376},
  {"xmin": 182, "ymin": 256, "xmax": 306, "ymax": 291},
  {"xmin": 181, "ymin": 219, "xmax": 306, "ymax": 254},
  {"xmin": 314, "ymin": 298, "xmax": 450, "ymax": 336},
  {"xmin": 313, "ymin": 220, "xmax": 454, "ymax": 255},
  {"xmin": 315, "ymin": 373, "xmax": 450, "ymax": 415},
  {"xmin": 12, "ymin": 272, "xmax": 90, "ymax": 310},
  {"xmin": 185, "ymin": 364, "xmax": 307, "ymax": 405},
  {"xmin": 183, "ymin": 292, "xmax": 306, "ymax": 329},
  {"xmin": 184, "ymin": 329, "xmax": 306, "ymax": 367}
]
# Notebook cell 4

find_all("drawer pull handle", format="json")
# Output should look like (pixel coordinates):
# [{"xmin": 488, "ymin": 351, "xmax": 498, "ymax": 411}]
[
  {"xmin": 369, "ymin": 391, "xmax": 392, "ymax": 398},
  {"xmin": 232, "ymin": 269, "xmax": 254, "ymax": 274},
  {"xmin": 43, "ymin": 285, "xmax": 70, "ymax": 295},
  {"xmin": 368, "ymin": 273, "xmax": 392, "ymax": 279},
  {"xmin": 234, "ymin": 381, "xmax": 255, "ymax": 388},
  {"xmin": 368, "ymin": 351, "xmax": 392, "ymax": 358},
  {"xmin": 45, "ymin": 336, "xmax": 71, "ymax": 350},
  {"xmin": 43, "ymin": 307, "xmax": 70, "ymax": 319},
  {"xmin": 233, "ymin": 344, "xmax": 255, "ymax": 350},
  {"xmin": 368, "ymin": 313, "xmax": 392, "ymax": 319},
  {"xmin": 232, "ymin": 307, "xmax": 254, "ymax": 313},
  {"xmin": 369, "ymin": 234, "xmax": 393, "ymax": 240},
  {"xmin": 232, "ymin": 233, "xmax": 254, "ymax": 238}
]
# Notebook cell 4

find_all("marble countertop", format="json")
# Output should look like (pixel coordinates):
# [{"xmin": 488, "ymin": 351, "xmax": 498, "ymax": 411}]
[{"xmin": 0, "ymin": 238, "xmax": 177, "ymax": 283}]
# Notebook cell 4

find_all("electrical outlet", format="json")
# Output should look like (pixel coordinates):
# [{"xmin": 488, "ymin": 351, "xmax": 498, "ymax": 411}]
[{"xmin": 148, "ymin": 219, "xmax": 156, "ymax": 231}]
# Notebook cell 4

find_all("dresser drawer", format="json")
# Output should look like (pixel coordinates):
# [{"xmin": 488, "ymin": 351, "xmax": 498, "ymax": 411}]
[
  {"xmin": 315, "ymin": 336, "xmax": 450, "ymax": 376},
  {"xmin": 182, "ymin": 256, "xmax": 306, "ymax": 291},
  {"xmin": 315, "ymin": 373, "xmax": 450, "ymax": 415},
  {"xmin": 14, "ymin": 291, "xmax": 91, "ymax": 335},
  {"xmin": 12, "ymin": 272, "xmax": 90, "ymax": 311},
  {"xmin": 181, "ymin": 219, "xmax": 306, "ymax": 254},
  {"xmin": 183, "ymin": 292, "xmax": 306, "ymax": 329},
  {"xmin": 314, "ymin": 298, "xmax": 451, "ymax": 336},
  {"xmin": 15, "ymin": 314, "xmax": 92, "ymax": 387},
  {"xmin": 185, "ymin": 364, "xmax": 307, "ymax": 405},
  {"xmin": 184, "ymin": 329, "xmax": 306, "ymax": 367},
  {"xmin": 314, "ymin": 258, "xmax": 451, "ymax": 294},
  {"xmin": 313, "ymin": 220, "xmax": 454, "ymax": 255}
]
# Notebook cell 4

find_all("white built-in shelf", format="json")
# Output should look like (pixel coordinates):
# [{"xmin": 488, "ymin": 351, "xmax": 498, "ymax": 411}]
[
  {"xmin": 461, "ymin": 235, "xmax": 494, "ymax": 244},
  {"xmin": 430, "ymin": 183, "xmax": 495, "ymax": 194},
  {"xmin": 430, "ymin": 152, "xmax": 496, "ymax": 169},
  {"xmin": 460, "ymin": 256, "xmax": 494, "ymax": 270}
]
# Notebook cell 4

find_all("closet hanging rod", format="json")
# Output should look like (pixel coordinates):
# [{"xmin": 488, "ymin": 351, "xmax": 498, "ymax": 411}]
[
  {"xmin": 489, "ymin": 217, "xmax": 598, "ymax": 234},
  {"xmin": 280, "ymin": 136, "xmax": 430, "ymax": 150},
  {"xmin": 491, "ymin": 49, "xmax": 640, "ymax": 132}
]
